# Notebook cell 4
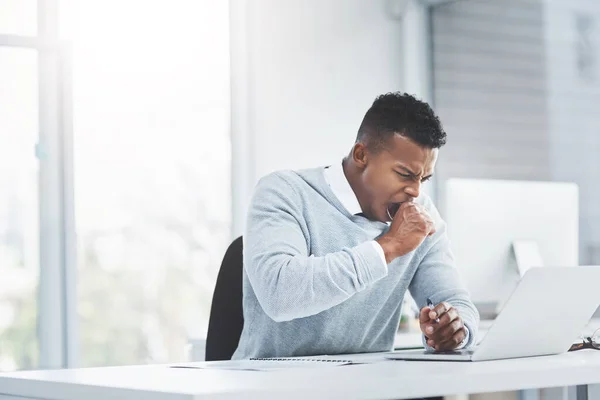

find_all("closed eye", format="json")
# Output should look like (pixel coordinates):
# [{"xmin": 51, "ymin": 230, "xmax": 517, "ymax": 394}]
[
  {"xmin": 395, "ymin": 171, "xmax": 412, "ymax": 178},
  {"xmin": 396, "ymin": 171, "xmax": 432, "ymax": 183}
]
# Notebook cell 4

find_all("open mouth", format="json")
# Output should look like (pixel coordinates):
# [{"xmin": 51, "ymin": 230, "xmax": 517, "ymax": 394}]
[{"xmin": 386, "ymin": 202, "xmax": 402, "ymax": 221}]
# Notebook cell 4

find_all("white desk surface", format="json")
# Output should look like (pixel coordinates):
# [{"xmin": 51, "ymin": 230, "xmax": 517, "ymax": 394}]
[
  {"xmin": 1, "ymin": 351, "xmax": 600, "ymax": 400},
  {"xmin": 3, "ymin": 319, "xmax": 598, "ymax": 400}
]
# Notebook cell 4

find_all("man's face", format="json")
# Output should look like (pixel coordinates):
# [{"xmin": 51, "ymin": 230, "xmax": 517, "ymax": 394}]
[{"xmin": 352, "ymin": 134, "xmax": 438, "ymax": 223}]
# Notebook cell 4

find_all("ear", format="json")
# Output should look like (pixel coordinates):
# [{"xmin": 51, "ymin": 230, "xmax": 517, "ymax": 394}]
[{"xmin": 351, "ymin": 142, "xmax": 369, "ymax": 169}]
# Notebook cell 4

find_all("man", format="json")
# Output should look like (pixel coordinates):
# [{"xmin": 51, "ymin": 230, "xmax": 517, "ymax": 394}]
[{"xmin": 233, "ymin": 92, "xmax": 479, "ymax": 359}]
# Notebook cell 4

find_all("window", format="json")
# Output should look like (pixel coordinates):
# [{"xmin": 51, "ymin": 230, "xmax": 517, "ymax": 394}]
[
  {"xmin": 0, "ymin": 0, "xmax": 37, "ymax": 36},
  {"xmin": 62, "ymin": 0, "xmax": 231, "ymax": 366},
  {"xmin": 0, "ymin": 48, "xmax": 39, "ymax": 371}
]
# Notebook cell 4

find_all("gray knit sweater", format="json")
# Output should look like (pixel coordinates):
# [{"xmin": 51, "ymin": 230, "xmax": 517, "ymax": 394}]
[{"xmin": 232, "ymin": 167, "xmax": 479, "ymax": 359}]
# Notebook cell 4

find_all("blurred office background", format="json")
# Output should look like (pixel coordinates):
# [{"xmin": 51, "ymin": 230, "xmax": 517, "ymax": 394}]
[{"xmin": 0, "ymin": 0, "xmax": 598, "ymax": 371}]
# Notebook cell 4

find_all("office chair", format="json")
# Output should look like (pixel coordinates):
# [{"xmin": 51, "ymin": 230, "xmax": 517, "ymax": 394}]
[{"xmin": 205, "ymin": 236, "xmax": 244, "ymax": 361}]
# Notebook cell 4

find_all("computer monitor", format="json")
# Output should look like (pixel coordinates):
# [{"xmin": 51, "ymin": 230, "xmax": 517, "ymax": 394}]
[{"xmin": 442, "ymin": 178, "xmax": 579, "ymax": 317}]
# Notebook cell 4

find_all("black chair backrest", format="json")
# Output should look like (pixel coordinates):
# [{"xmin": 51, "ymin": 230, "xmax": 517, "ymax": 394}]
[{"xmin": 205, "ymin": 236, "xmax": 244, "ymax": 361}]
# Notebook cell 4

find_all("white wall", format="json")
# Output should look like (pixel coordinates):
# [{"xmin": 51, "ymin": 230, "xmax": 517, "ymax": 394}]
[{"xmin": 230, "ymin": 0, "xmax": 408, "ymax": 236}]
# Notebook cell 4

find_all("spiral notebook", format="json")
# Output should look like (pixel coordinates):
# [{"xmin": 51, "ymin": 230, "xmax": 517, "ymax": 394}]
[
  {"xmin": 170, "ymin": 353, "xmax": 391, "ymax": 371},
  {"xmin": 171, "ymin": 358, "xmax": 352, "ymax": 371}
]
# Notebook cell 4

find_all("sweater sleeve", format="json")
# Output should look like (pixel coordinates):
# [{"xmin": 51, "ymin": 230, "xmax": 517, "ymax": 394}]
[
  {"xmin": 244, "ymin": 172, "xmax": 389, "ymax": 322},
  {"xmin": 409, "ymin": 197, "xmax": 480, "ymax": 348}
]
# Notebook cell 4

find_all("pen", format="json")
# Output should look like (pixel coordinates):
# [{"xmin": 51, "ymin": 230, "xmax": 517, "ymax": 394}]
[{"xmin": 427, "ymin": 298, "xmax": 440, "ymax": 323}]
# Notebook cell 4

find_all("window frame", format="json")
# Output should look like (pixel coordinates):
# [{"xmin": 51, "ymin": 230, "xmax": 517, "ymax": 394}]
[{"xmin": 0, "ymin": 0, "xmax": 76, "ymax": 369}]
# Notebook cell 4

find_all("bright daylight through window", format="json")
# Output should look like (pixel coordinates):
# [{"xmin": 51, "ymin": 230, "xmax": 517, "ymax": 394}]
[{"xmin": 0, "ymin": 0, "xmax": 231, "ymax": 370}]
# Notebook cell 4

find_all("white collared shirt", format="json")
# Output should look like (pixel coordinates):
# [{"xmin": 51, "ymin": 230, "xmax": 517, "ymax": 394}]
[{"xmin": 323, "ymin": 160, "xmax": 388, "ymax": 267}]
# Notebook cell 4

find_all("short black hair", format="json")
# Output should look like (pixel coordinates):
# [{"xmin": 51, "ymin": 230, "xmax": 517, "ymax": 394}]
[{"xmin": 356, "ymin": 92, "xmax": 446, "ymax": 150}]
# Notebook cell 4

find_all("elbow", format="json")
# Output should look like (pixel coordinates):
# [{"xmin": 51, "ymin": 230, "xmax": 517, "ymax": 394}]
[
  {"xmin": 258, "ymin": 283, "xmax": 309, "ymax": 322},
  {"xmin": 252, "ymin": 257, "xmax": 310, "ymax": 322},
  {"xmin": 261, "ymin": 300, "xmax": 301, "ymax": 323},
  {"xmin": 267, "ymin": 312, "xmax": 294, "ymax": 323}
]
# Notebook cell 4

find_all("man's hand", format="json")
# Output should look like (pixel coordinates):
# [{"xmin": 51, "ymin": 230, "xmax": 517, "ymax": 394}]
[
  {"xmin": 376, "ymin": 202, "xmax": 436, "ymax": 263},
  {"xmin": 419, "ymin": 301, "xmax": 466, "ymax": 351}
]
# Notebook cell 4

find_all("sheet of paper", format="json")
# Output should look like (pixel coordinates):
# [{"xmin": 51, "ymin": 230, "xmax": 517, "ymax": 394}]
[
  {"xmin": 170, "ymin": 352, "xmax": 395, "ymax": 371},
  {"xmin": 170, "ymin": 359, "xmax": 352, "ymax": 371}
]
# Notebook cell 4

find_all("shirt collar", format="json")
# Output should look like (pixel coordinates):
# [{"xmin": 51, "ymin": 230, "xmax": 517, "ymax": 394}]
[{"xmin": 323, "ymin": 159, "xmax": 364, "ymax": 215}]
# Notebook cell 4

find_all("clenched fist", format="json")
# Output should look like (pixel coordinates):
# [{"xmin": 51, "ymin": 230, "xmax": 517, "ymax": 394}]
[{"xmin": 376, "ymin": 202, "xmax": 436, "ymax": 263}]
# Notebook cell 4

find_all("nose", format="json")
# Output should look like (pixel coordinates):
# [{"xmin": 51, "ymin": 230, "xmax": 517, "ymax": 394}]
[{"xmin": 404, "ymin": 180, "xmax": 421, "ymax": 199}]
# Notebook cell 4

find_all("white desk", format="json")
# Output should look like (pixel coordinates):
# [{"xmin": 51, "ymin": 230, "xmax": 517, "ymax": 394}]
[{"xmin": 1, "ymin": 351, "xmax": 600, "ymax": 400}]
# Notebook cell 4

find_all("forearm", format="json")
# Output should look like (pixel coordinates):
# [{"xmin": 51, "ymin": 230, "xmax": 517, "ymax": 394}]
[
  {"xmin": 246, "ymin": 240, "xmax": 388, "ymax": 322},
  {"xmin": 410, "ymin": 222, "xmax": 480, "ymax": 348}
]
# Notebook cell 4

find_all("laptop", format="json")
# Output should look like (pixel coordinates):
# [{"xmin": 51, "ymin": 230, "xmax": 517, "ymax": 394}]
[{"xmin": 387, "ymin": 266, "xmax": 600, "ymax": 362}]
